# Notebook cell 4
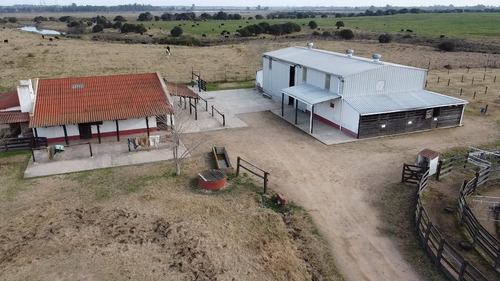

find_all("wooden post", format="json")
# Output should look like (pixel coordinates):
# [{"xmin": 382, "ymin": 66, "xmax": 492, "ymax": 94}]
[
  {"xmin": 145, "ymin": 117, "xmax": 150, "ymax": 138},
  {"xmin": 436, "ymin": 160, "xmax": 443, "ymax": 181},
  {"xmin": 494, "ymin": 76, "xmax": 497, "ymax": 83},
  {"xmin": 115, "ymin": 120, "xmax": 120, "ymax": 142},
  {"xmin": 34, "ymin": 127, "xmax": 38, "ymax": 138},
  {"xmin": 447, "ymin": 79, "xmax": 450, "ymax": 86},
  {"xmin": 485, "ymin": 104, "xmax": 488, "ymax": 114},
  {"xmin": 211, "ymin": 105, "xmax": 214, "ymax": 116},
  {"xmin": 263, "ymin": 172, "xmax": 269, "ymax": 194},
  {"xmin": 437, "ymin": 77, "xmax": 440, "ymax": 83},
  {"xmin": 473, "ymin": 91, "xmax": 476, "ymax": 99},
  {"xmin": 189, "ymin": 98, "xmax": 192, "ymax": 114},
  {"xmin": 88, "ymin": 142, "xmax": 93, "ymax": 157},
  {"xmin": 471, "ymin": 77, "xmax": 474, "ymax": 85},
  {"xmin": 458, "ymin": 260, "xmax": 468, "ymax": 281},
  {"xmin": 97, "ymin": 124, "xmax": 101, "ymax": 144},
  {"xmin": 435, "ymin": 238, "xmax": 445, "ymax": 266},
  {"xmin": 423, "ymin": 220, "xmax": 433, "ymax": 246},
  {"xmin": 195, "ymin": 104, "xmax": 198, "ymax": 120},
  {"xmin": 62, "ymin": 125, "xmax": 69, "ymax": 145},
  {"xmin": 483, "ymin": 73, "xmax": 486, "ymax": 80},
  {"xmin": 236, "ymin": 157, "xmax": 240, "ymax": 176},
  {"xmin": 31, "ymin": 148, "xmax": 36, "ymax": 163},
  {"xmin": 461, "ymin": 75, "xmax": 464, "ymax": 82},
  {"xmin": 222, "ymin": 114, "xmax": 225, "ymax": 126},
  {"xmin": 485, "ymin": 86, "xmax": 488, "ymax": 95},
  {"xmin": 460, "ymin": 88, "xmax": 463, "ymax": 96}
]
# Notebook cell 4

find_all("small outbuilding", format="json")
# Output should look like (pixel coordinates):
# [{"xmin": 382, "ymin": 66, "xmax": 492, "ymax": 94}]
[{"xmin": 258, "ymin": 44, "xmax": 468, "ymax": 139}]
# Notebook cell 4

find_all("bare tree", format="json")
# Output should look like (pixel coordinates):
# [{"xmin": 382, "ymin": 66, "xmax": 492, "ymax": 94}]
[{"xmin": 158, "ymin": 89, "xmax": 205, "ymax": 176}]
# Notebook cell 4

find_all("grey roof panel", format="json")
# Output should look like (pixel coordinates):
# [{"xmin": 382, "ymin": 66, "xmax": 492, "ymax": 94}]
[
  {"xmin": 263, "ymin": 46, "xmax": 422, "ymax": 77},
  {"xmin": 345, "ymin": 91, "xmax": 468, "ymax": 115},
  {"xmin": 282, "ymin": 84, "xmax": 341, "ymax": 105}
]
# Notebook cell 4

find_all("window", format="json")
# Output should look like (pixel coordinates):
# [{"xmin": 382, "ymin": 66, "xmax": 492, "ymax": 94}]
[
  {"xmin": 376, "ymin": 80, "xmax": 385, "ymax": 92},
  {"xmin": 325, "ymin": 74, "xmax": 331, "ymax": 91},
  {"xmin": 330, "ymin": 102, "xmax": 335, "ymax": 108},
  {"xmin": 72, "ymin": 83, "xmax": 84, "ymax": 89},
  {"xmin": 302, "ymin": 68, "xmax": 307, "ymax": 82},
  {"xmin": 268, "ymin": 59, "xmax": 272, "ymax": 70}
]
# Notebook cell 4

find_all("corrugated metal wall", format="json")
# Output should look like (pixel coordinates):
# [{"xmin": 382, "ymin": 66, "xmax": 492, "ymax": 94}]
[
  {"xmin": 262, "ymin": 58, "xmax": 294, "ymax": 100},
  {"xmin": 343, "ymin": 66, "xmax": 426, "ymax": 98}
]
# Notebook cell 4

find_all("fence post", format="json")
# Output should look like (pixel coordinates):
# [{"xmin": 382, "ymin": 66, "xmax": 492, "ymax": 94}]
[
  {"xmin": 195, "ymin": 104, "xmax": 198, "ymax": 120},
  {"xmin": 31, "ymin": 148, "xmax": 36, "ymax": 163},
  {"xmin": 211, "ymin": 105, "xmax": 214, "ymax": 116},
  {"xmin": 263, "ymin": 172, "xmax": 268, "ymax": 194},
  {"xmin": 458, "ymin": 260, "xmax": 468, "ymax": 281},
  {"xmin": 473, "ymin": 171, "xmax": 480, "ymax": 193},
  {"xmin": 435, "ymin": 238, "xmax": 445, "ymax": 266},
  {"xmin": 204, "ymin": 99, "xmax": 207, "ymax": 111},
  {"xmin": 423, "ymin": 221, "xmax": 433, "ymax": 247},
  {"xmin": 222, "ymin": 114, "xmax": 225, "ymax": 126},
  {"xmin": 401, "ymin": 163, "xmax": 407, "ymax": 182},
  {"xmin": 436, "ymin": 160, "xmax": 442, "ymax": 181},
  {"xmin": 236, "ymin": 157, "xmax": 240, "ymax": 176}
]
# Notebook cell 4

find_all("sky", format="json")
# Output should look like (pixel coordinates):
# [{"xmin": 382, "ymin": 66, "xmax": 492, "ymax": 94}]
[{"xmin": 2, "ymin": 1, "xmax": 500, "ymax": 7}]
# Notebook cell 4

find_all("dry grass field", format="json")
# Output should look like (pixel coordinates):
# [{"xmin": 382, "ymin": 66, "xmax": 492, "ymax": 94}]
[{"xmin": 2, "ymin": 16, "xmax": 500, "ymax": 281}]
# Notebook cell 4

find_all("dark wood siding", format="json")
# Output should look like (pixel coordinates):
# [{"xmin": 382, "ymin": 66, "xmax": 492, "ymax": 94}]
[{"xmin": 358, "ymin": 105, "xmax": 464, "ymax": 139}]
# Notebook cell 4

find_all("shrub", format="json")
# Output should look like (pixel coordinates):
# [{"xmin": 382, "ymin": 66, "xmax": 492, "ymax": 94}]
[
  {"xmin": 255, "ymin": 14, "xmax": 264, "ymax": 20},
  {"xmin": 378, "ymin": 33, "xmax": 393, "ymax": 43},
  {"xmin": 137, "ymin": 12, "xmax": 153, "ymax": 21},
  {"xmin": 92, "ymin": 24, "xmax": 104, "ymax": 33},
  {"xmin": 170, "ymin": 26, "xmax": 183, "ymax": 37},
  {"xmin": 312, "ymin": 31, "xmax": 321, "ymax": 36},
  {"xmin": 120, "ymin": 23, "xmax": 146, "ymax": 34},
  {"xmin": 8, "ymin": 17, "xmax": 17, "ymax": 23},
  {"xmin": 335, "ymin": 20, "xmax": 344, "ymax": 29},
  {"xmin": 308, "ymin": 20, "xmax": 317, "ymax": 29},
  {"xmin": 154, "ymin": 35, "xmax": 201, "ymax": 46},
  {"xmin": 438, "ymin": 41, "xmax": 455, "ymax": 52},
  {"xmin": 34, "ymin": 16, "xmax": 48, "ymax": 22},
  {"xmin": 338, "ymin": 29, "xmax": 354, "ymax": 40},
  {"xmin": 322, "ymin": 31, "xmax": 331, "ymax": 37},
  {"xmin": 113, "ymin": 21, "xmax": 122, "ymax": 29},
  {"xmin": 113, "ymin": 15, "xmax": 126, "ymax": 22}
]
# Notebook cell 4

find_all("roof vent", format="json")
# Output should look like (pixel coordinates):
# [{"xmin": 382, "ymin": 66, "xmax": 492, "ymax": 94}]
[
  {"xmin": 307, "ymin": 43, "xmax": 314, "ymax": 50},
  {"xmin": 373, "ymin": 54, "xmax": 382, "ymax": 62},
  {"xmin": 346, "ymin": 49, "xmax": 354, "ymax": 57},
  {"xmin": 72, "ymin": 83, "xmax": 84, "ymax": 89}
]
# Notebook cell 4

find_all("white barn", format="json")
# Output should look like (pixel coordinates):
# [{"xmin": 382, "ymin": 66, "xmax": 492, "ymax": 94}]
[{"xmin": 259, "ymin": 44, "xmax": 467, "ymax": 139}]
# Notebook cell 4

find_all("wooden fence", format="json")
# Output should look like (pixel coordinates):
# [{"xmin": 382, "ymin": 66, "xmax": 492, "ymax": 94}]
[
  {"xmin": 403, "ymin": 163, "xmax": 491, "ymax": 280},
  {"xmin": 458, "ymin": 168, "xmax": 500, "ymax": 271},
  {"xmin": 436, "ymin": 155, "xmax": 468, "ymax": 181},
  {"xmin": 0, "ymin": 137, "xmax": 47, "ymax": 152},
  {"xmin": 236, "ymin": 157, "xmax": 269, "ymax": 194}
]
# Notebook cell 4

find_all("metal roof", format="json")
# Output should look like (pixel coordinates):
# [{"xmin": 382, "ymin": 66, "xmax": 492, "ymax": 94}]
[
  {"xmin": 282, "ymin": 83, "xmax": 340, "ymax": 105},
  {"xmin": 263, "ymin": 46, "xmax": 423, "ymax": 78},
  {"xmin": 165, "ymin": 81, "xmax": 201, "ymax": 99},
  {"xmin": 0, "ymin": 110, "xmax": 29, "ymax": 124},
  {"xmin": 344, "ymin": 90, "xmax": 468, "ymax": 115},
  {"xmin": 29, "ymin": 73, "xmax": 173, "ymax": 128}
]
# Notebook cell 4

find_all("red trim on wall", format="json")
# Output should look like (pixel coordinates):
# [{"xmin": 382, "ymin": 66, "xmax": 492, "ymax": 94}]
[
  {"xmin": 305, "ymin": 110, "xmax": 358, "ymax": 138},
  {"xmin": 46, "ymin": 127, "xmax": 157, "ymax": 144}
]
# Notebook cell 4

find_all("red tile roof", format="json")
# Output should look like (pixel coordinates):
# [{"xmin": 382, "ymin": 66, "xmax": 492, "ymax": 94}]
[
  {"xmin": 419, "ymin": 149, "xmax": 439, "ymax": 159},
  {"xmin": 29, "ymin": 73, "xmax": 173, "ymax": 128},
  {"xmin": 0, "ymin": 110, "xmax": 29, "ymax": 124},
  {"xmin": 0, "ymin": 91, "xmax": 20, "ymax": 110},
  {"xmin": 165, "ymin": 82, "xmax": 201, "ymax": 99}
]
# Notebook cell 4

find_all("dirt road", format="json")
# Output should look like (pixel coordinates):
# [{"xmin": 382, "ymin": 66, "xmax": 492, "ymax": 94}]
[{"xmin": 194, "ymin": 111, "xmax": 500, "ymax": 281}]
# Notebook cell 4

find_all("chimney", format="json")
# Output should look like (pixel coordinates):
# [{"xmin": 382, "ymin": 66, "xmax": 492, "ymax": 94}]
[
  {"xmin": 373, "ymin": 54, "xmax": 382, "ymax": 62},
  {"xmin": 346, "ymin": 49, "xmax": 354, "ymax": 57},
  {"xmin": 307, "ymin": 42, "xmax": 314, "ymax": 50}
]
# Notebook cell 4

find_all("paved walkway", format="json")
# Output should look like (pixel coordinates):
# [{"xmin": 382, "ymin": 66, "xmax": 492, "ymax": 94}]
[{"xmin": 23, "ymin": 88, "xmax": 357, "ymax": 178}]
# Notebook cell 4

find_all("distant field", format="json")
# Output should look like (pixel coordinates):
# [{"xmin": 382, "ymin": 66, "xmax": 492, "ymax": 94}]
[{"xmin": 137, "ymin": 13, "xmax": 500, "ymax": 39}]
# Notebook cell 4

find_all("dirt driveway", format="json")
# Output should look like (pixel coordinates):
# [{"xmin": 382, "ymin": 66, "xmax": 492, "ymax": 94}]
[{"xmin": 191, "ymin": 111, "xmax": 500, "ymax": 281}]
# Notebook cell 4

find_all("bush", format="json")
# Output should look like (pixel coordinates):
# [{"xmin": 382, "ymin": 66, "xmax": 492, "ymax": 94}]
[
  {"xmin": 137, "ymin": 12, "xmax": 153, "ymax": 22},
  {"xmin": 154, "ymin": 35, "xmax": 201, "ymax": 46},
  {"xmin": 312, "ymin": 31, "xmax": 321, "ymax": 36},
  {"xmin": 113, "ymin": 21, "xmax": 122, "ymax": 29},
  {"xmin": 438, "ymin": 41, "xmax": 455, "ymax": 52},
  {"xmin": 34, "ymin": 16, "xmax": 48, "ymax": 22},
  {"xmin": 8, "ymin": 17, "xmax": 17, "ymax": 23},
  {"xmin": 322, "ymin": 31, "xmax": 331, "ymax": 37},
  {"xmin": 335, "ymin": 20, "xmax": 344, "ymax": 29},
  {"xmin": 255, "ymin": 14, "xmax": 264, "ymax": 20},
  {"xmin": 121, "ymin": 23, "xmax": 146, "ymax": 34},
  {"xmin": 378, "ymin": 33, "xmax": 393, "ymax": 43},
  {"xmin": 170, "ymin": 26, "xmax": 183, "ymax": 37},
  {"xmin": 92, "ymin": 24, "xmax": 104, "ymax": 33},
  {"xmin": 308, "ymin": 20, "xmax": 317, "ymax": 29},
  {"xmin": 338, "ymin": 29, "xmax": 354, "ymax": 40},
  {"xmin": 113, "ymin": 15, "xmax": 126, "ymax": 22}
]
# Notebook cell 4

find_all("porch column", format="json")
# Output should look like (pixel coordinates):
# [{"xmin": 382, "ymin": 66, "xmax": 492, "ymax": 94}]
[
  {"xmin": 62, "ymin": 125, "xmax": 69, "ymax": 145},
  {"xmin": 294, "ymin": 99, "xmax": 298, "ymax": 125},
  {"xmin": 115, "ymin": 120, "xmax": 120, "ymax": 142},
  {"xmin": 145, "ymin": 117, "xmax": 150, "ymax": 138},
  {"xmin": 281, "ymin": 93, "xmax": 284, "ymax": 116},
  {"xmin": 34, "ymin": 127, "xmax": 38, "ymax": 138},
  {"xmin": 309, "ymin": 105, "xmax": 315, "ymax": 134},
  {"xmin": 97, "ymin": 124, "xmax": 101, "ymax": 144}
]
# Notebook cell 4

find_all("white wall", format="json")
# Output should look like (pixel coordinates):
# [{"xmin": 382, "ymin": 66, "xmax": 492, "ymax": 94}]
[
  {"xmin": 262, "ymin": 57, "xmax": 293, "ymax": 100},
  {"xmin": 341, "ymin": 101, "xmax": 361, "ymax": 134},
  {"xmin": 343, "ymin": 66, "xmax": 426, "ymax": 98},
  {"xmin": 37, "ymin": 124, "xmax": 79, "ymax": 138},
  {"xmin": 313, "ymin": 99, "xmax": 342, "ymax": 126},
  {"xmin": 17, "ymin": 79, "xmax": 34, "ymax": 113}
]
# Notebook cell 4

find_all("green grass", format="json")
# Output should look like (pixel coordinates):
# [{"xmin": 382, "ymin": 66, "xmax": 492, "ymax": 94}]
[
  {"xmin": 205, "ymin": 80, "xmax": 255, "ymax": 91},
  {"xmin": 138, "ymin": 13, "xmax": 500, "ymax": 39},
  {"xmin": 0, "ymin": 150, "xmax": 31, "ymax": 158}
]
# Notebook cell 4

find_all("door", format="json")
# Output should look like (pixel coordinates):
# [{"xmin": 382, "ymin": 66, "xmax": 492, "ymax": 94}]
[
  {"xmin": 288, "ymin": 66, "xmax": 295, "ymax": 105},
  {"xmin": 78, "ymin": 123, "xmax": 92, "ymax": 139}
]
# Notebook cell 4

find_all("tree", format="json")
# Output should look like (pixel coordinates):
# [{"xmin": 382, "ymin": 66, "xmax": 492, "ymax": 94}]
[
  {"xmin": 92, "ymin": 24, "xmax": 104, "ymax": 32},
  {"xmin": 378, "ymin": 33, "xmax": 393, "ymax": 43},
  {"xmin": 438, "ymin": 41, "xmax": 455, "ymax": 52},
  {"xmin": 113, "ymin": 15, "xmax": 126, "ymax": 22},
  {"xmin": 338, "ymin": 29, "xmax": 354, "ymax": 40},
  {"xmin": 255, "ymin": 14, "xmax": 264, "ymax": 20},
  {"xmin": 157, "ymin": 88, "xmax": 205, "ymax": 176},
  {"xmin": 335, "ymin": 21, "xmax": 344, "ymax": 29},
  {"xmin": 137, "ymin": 12, "xmax": 153, "ymax": 21},
  {"xmin": 170, "ymin": 26, "xmax": 183, "ymax": 37},
  {"xmin": 8, "ymin": 17, "xmax": 17, "ymax": 23},
  {"xmin": 308, "ymin": 20, "xmax": 317, "ymax": 29}
]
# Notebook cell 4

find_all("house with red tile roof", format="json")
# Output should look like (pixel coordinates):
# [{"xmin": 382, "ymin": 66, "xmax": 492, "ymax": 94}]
[
  {"xmin": 1, "ymin": 72, "xmax": 174, "ymax": 144},
  {"xmin": 0, "ymin": 90, "xmax": 30, "ymax": 138}
]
